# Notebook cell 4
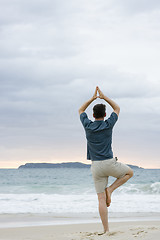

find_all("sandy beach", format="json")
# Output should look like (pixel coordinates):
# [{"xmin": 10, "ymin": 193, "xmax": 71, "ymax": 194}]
[{"xmin": 0, "ymin": 219, "xmax": 159, "ymax": 240}]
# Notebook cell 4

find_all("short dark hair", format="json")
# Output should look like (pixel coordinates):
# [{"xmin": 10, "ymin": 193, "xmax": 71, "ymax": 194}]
[{"xmin": 93, "ymin": 104, "xmax": 106, "ymax": 118}]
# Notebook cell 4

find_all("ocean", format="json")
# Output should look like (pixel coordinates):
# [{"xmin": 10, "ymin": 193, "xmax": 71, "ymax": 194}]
[{"xmin": 0, "ymin": 167, "xmax": 160, "ymax": 217}]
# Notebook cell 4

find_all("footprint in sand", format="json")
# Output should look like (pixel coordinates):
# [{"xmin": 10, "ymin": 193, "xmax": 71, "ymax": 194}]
[
  {"xmin": 148, "ymin": 227, "xmax": 158, "ymax": 230},
  {"xmin": 132, "ymin": 230, "xmax": 147, "ymax": 238},
  {"xmin": 79, "ymin": 230, "xmax": 124, "ymax": 239}
]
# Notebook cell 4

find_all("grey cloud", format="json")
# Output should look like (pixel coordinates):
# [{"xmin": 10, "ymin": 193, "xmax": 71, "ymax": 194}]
[
  {"xmin": 0, "ymin": 62, "xmax": 156, "ymax": 133},
  {"xmin": 0, "ymin": 0, "xmax": 59, "ymax": 25},
  {"xmin": 111, "ymin": 0, "xmax": 160, "ymax": 15}
]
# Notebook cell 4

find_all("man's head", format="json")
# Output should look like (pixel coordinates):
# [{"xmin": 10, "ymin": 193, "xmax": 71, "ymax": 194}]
[{"xmin": 93, "ymin": 104, "xmax": 106, "ymax": 119}]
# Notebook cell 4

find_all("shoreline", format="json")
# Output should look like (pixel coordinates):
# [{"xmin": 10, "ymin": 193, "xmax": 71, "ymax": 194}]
[{"xmin": 0, "ymin": 212, "xmax": 160, "ymax": 228}]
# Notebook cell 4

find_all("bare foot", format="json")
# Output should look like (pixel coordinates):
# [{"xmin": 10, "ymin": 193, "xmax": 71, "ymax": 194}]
[
  {"xmin": 105, "ymin": 187, "xmax": 111, "ymax": 207},
  {"xmin": 98, "ymin": 230, "xmax": 109, "ymax": 235}
]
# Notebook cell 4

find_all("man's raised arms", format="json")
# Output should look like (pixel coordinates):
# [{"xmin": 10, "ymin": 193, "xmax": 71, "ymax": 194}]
[{"xmin": 78, "ymin": 86, "xmax": 120, "ymax": 116}]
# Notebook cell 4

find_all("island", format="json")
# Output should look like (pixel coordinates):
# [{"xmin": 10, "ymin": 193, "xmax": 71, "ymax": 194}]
[{"xmin": 18, "ymin": 162, "xmax": 143, "ymax": 169}]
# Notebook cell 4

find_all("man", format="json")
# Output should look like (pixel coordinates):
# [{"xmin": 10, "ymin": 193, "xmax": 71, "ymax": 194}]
[{"xmin": 79, "ymin": 86, "xmax": 133, "ymax": 234}]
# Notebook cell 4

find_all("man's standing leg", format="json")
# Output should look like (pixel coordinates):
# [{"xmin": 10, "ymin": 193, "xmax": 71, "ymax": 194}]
[{"xmin": 97, "ymin": 192, "xmax": 109, "ymax": 233}]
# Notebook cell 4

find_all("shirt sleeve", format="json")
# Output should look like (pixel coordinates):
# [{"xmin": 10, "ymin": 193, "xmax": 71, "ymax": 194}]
[
  {"xmin": 80, "ymin": 112, "xmax": 91, "ymax": 128},
  {"xmin": 105, "ymin": 112, "xmax": 118, "ymax": 128}
]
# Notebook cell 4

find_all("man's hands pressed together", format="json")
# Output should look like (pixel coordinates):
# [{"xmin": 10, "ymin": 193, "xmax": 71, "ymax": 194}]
[
  {"xmin": 93, "ymin": 86, "xmax": 105, "ymax": 100},
  {"xmin": 78, "ymin": 86, "xmax": 120, "ymax": 116}
]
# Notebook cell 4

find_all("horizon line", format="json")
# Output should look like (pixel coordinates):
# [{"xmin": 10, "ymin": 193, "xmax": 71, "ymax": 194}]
[{"xmin": 0, "ymin": 161, "xmax": 160, "ymax": 170}]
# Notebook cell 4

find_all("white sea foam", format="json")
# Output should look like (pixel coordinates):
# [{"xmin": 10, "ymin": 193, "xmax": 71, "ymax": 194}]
[{"xmin": 0, "ymin": 193, "xmax": 160, "ymax": 214}]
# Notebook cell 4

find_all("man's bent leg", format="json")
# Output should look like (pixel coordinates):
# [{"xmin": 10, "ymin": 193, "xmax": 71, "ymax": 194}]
[
  {"xmin": 106, "ymin": 168, "xmax": 133, "ymax": 206},
  {"xmin": 98, "ymin": 192, "xmax": 109, "ymax": 233}
]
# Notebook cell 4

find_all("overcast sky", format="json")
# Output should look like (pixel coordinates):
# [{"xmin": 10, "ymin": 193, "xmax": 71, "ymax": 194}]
[{"xmin": 0, "ymin": 0, "xmax": 160, "ymax": 168}]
